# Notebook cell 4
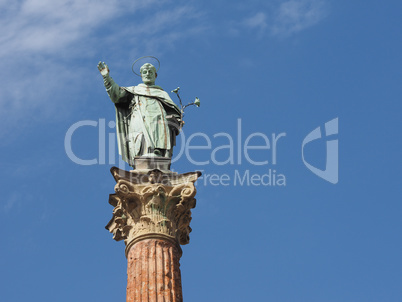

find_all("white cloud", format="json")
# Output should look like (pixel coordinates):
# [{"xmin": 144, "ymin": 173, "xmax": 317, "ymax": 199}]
[
  {"xmin": 0, "ymin": 0, "xmax": 205, "ymax": 137},
  {"xmin": 0, "ymin": 0, "xmax": 154, "ymax": 58},
  {"xmin": 244, "ymin": 12, "xmax": 267, "ymax": 31},
  {"xmin": 271, "ymin": 0, "xmax": 328, "ymax": 36},
  {"xmin": 114, "ymin": 5, "xmax": 207, "ymax": 54},
  {"xmin": 239, "ymin": 0, "xmax": 328, "ymax": 37}
]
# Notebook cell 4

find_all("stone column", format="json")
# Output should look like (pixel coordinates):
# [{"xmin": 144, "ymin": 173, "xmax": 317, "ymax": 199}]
[
  {"xmin": 106, "ymin": 167, "xmax": 200, "ymax": 302},
  {"xmin": 126, "ymin": 238, "xmax": 182, "ymax": 302}
]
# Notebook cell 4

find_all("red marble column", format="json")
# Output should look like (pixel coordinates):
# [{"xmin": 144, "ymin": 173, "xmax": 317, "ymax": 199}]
[{"xmin": 126, "ymin": 238, "xmax": 183, "ymax": 302}]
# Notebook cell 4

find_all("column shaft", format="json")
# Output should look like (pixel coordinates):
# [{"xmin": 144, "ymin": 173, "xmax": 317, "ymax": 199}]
[{"xmin": 127, "ymin": 239, "xmax": 183, "ymax": 302}]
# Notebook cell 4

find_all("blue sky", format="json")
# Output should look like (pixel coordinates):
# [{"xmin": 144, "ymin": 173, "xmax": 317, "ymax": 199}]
[{"xmin": 1, "ymin": 0, "xmax": 401, "ymax": 301}]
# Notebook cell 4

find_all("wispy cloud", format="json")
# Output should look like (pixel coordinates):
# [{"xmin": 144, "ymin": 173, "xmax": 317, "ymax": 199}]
[
  {"xmin": 115, "ymin": 6, "xmax": 207, "ymax": 55},
  {"xmin": 271, "ymin": 0, "xmax": 328, "ymax": 36},
  {"xmin": 0, "ymin": 0, "xmax": 154, "ymax": 58},
  {"xmin": 243, "ymin": 12, "xmax": 267, "ymax": 31},
  {"xmin": 239, "ymin": 0, "xmax": 328, "ymax": 37},
  {"xmin": 0, "ymin": 0, "xmax": 205, "ymax": 137}
]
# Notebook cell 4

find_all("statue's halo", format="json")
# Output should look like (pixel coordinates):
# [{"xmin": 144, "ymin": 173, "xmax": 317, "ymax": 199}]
[{"xmin": 132, "ymin": 56, "xmax": 160, "ymax": 76}]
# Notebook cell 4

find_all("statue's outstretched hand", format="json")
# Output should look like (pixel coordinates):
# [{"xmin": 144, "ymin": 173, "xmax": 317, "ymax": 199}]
[{"xmin": 97, "ymin": 61, "xmax": 109, "ymax": 76}]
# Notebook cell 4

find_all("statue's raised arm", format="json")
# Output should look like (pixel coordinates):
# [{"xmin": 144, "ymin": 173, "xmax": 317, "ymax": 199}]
[{"xmin": 97, "ymin": 61, "xmax": 109, "ymax": 76}]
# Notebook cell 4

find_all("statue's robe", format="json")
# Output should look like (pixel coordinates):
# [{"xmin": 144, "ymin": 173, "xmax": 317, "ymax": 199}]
[{"xmin": 104, "ymin": 75, "xmax": 181, "ymax": 166}]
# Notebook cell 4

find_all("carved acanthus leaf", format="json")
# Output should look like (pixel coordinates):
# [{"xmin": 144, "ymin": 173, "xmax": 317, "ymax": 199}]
[{"xmin": 106, "ymin": 168, "xmax": 201, "ymax": 246}]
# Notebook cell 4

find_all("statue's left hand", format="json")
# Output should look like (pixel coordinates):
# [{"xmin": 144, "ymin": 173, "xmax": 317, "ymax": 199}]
[{"xmin": 97, "ymin": 61, "xmax": 109, "ymax": 76}]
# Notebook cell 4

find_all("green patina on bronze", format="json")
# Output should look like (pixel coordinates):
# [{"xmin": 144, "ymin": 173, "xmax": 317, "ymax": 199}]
[{"xmin": 98, "ymin": 61, "xmax": 182, "ymax": 167}]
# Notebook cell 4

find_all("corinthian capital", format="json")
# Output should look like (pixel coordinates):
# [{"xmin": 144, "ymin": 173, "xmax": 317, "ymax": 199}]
[{"xmin": 105, "ymin": 167, "xmax": 201, "ymax": 255}]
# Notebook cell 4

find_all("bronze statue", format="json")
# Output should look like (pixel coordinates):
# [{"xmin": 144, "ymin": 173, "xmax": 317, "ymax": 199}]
[{"xmin": 98, "ymin": 61, "xmax": 183, "ymax": 168}]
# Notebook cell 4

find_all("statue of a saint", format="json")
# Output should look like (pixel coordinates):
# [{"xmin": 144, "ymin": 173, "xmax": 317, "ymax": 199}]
[{"xmin": 98, "ymin": 61, "xmax": 182, "ymax": 168}]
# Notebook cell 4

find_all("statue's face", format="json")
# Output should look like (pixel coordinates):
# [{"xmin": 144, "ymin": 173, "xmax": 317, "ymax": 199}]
[{"xmin": 141, "ymin": 67, "xmax": 156, "ymax": 85}]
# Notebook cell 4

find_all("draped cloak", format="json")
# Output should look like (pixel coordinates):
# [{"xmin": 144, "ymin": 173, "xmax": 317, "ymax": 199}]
[{"xmin": 106, "ymin": 80, "xmax": 181, "ymax": 166}]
